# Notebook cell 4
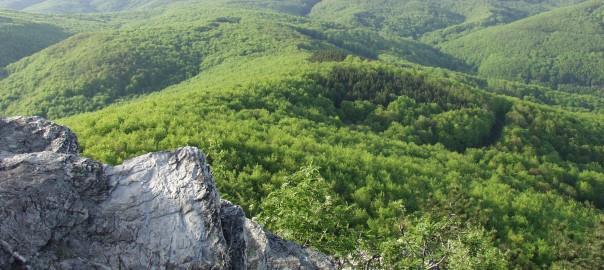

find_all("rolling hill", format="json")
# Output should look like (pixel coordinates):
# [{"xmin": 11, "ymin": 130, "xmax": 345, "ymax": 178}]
[
  {"xmin": 0, "ymin": 0, "xmax": 602, "ymax": 269},
  {"xmin": 0, "ymin": 7, "xmax": 468, "ymax": 119},
  {"xmin": 0, "ymin": 12, "xmax": 300, "ymax": 118},
  {"xmin": 440, "ymin": 1, "xmax": 604, "ymax": 94},
  {"xmin": 308, "ymin": 0, "xmax": 587, "ymax": 39},
  {"xmin": 0, "ymin": 9, "xmax": 110, "ymax": 68},
  {"xmin": 0, "ymin": 13, "xmax": 68, "ymax": 67},
  {"xmin": 60, "ymin": 56, "xmax": 604, "ymax": 269}
]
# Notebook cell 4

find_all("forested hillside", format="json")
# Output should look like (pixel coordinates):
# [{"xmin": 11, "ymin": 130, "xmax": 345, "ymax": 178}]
[
  {"xmin": 309, "ymin": 0, "xmax": 586, "ymax": 40},
  {"xmin": 61, "ymin": 57, "xmax": 604, "ymax": 269},
  {"xmin": 0, "ymin": 9, "xmax": 110, "ymax": 68},
  {"xmin": 440, "ymin": 1, "xmax": 604, "ymax": 94},
  {"xmin": 0, "ymin": 8, "xmax": 468, "ymax": 119},
  {"xmin": 0, "ymin": 12, "xmax": 306, "ymax": 118},
  {"xmin": 0, "ymin": 0, "xmax": 603, "ymax": 269},
  {"xmin": 0, "ymin": 14, "xmax": 67, "ymax": 67}
]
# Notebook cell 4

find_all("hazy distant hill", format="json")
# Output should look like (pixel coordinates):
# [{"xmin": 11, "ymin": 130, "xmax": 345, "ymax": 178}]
[
  {"xmin": 0, "ymin": 0, "xmax": 173, "ymax": 13},
  {"xmin": 0, "ymin": 0, "xmax": 322, "ymax": 14},
  {"xmin": 440, "ymin": 1, "xmax": 604, "ymax": 94},
  {"xmin": 0, "ymin": 9, "xmax": 109, "ymax": 67},
  {"xmin": 309, "ymin": 0, "xmax": 587, "ymax": 39},
  {"xmin": 0, "ymin": 14, "xmax": 68, "ymax": 67}
]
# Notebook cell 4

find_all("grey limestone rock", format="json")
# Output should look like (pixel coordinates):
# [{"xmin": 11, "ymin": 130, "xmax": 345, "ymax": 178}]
[
  {"xmin": 0, "ymin": 116, "xmax": 79, "ymax": 156},
  {"xmin": 0, "ymin": 117, "xmax": 334, "ymax": 270}
]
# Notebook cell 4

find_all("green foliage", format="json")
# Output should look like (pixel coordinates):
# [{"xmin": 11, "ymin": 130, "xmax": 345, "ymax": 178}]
[
  {"xmin": 440, "ymin": 1, "xmax": 604, "ymax": 92},
  {"xmin": 308, "ymin": 49, "xmax": 348, "ymax": 62},
  {"xmin": 59, "ymin": 58, "xmax": 604, "ymax": 269},
  {"xmin": 0, "ymin": 9, "xmax": 109, "ymax": 68},
  {"xmin": 485, "ymin": 78, "xmax": 604, "ymax": 113},
  {"xmin": 377, "ymin": 215, "xmax": 507, "ymax": 269},
  {"xmin": 258, "ymin": 165, "xmax": 355, "ymax": 255},
  {"xmin": 0, "ymin": 7, "xmax": 474, "ymax": 119},
  {"xmin": 0, "ymin": 15, "xmax": 69, "ymax": 67},
  {"xmin": 309, "ymin": 0, "xmax": 584, "ymax": 39},
  {"xmin": 296, "ymin": 25, "xmax": 470, "ymax": 71},
  {"xmin": 431, "ymin": 108, "xmax": 496, "ymax": 151},
  {"xmin": 310, "ymin": 64, "xmax": 507, "ymax": 151},
  {"xmin": 577, "ymin": 171, "xmax": 604, "ymax": 208},
  {"xmin": 0, "ymin": 12, "xmax": 312, "ymax": 118},
  {"xmin": 219, "ymin": 0, "xmax": 321, "ymax": 16},
  {"xmin": 501, "ymin": 103, "xmax": 604, "ymax": 165}
]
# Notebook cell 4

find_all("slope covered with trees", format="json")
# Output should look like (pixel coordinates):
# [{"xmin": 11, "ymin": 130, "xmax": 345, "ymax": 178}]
[
  {"xmin": 0, "ymin": 9, "xmax": 110, "ymax": 68},
  {"xmin": 0, "ymin": 7, "xmax": 468, "ymax": 119},
  {"xmin": 309, "ymin": 0, "xmax": 587, "ymax": 40},
  {"xmin": 0, "ymin": 14, "xmax": 68, "ymax": 67},
  {"xmin": 0, "ymin": 13, "xmax": 303, "ymax": 118},
  {"xmin": 0, "ymin": 0, "xmax": 602, "ymax": 269},
  {"xmin": 59, "ymin": 57, "xmax": 604, "ymax": 269},
  {"xmin": 440, "ymin": 1, "xmax": 604, "ymax": 94}
]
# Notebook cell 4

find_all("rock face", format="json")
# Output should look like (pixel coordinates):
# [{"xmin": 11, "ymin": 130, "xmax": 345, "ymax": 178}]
[{"xmin": 0, "ymin": 116, "xmax": 334, "ymax": 270}]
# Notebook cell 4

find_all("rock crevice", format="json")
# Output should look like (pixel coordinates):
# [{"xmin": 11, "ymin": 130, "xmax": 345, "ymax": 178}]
[{"xmin": 0, "ymin": 116, "xmax": 334, "ymax": 270}]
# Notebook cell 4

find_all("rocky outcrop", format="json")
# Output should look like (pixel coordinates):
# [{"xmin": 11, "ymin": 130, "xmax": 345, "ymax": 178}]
[
  {"xmin": 0, "ymin": 116, "xmax": 79, "ymax": 155},
  {"xmin": 0, "ymin": 116, "xmax": 334, "ymax": 270}
]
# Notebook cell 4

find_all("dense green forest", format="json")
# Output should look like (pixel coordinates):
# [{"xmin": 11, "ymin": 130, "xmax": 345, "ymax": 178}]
[
  {"xmin": 0, "ymin": 9, "xmax": 110, "ymax": 68},
  {"xmin": 0, "ymin": 8, "xmax": 469, "ymax": 119},
  {"xmin": 61, "ymin": 57, "xmax": 604, "ymax": 269},
  {"xmin": 310, "ymin": 0, "xmax": 586, "ymax": 40},
  {"xmin": 1, "ymin": 0, "xmax": 603, "ymax": 269},
  {"xmin": 0, "ymin": 12, "xmax": 306, "ymax": 118},
  {"xmin": 440, "ymin": 1, "xmax": 604, "ymax": 94},
  {"xmin": 0, "ymin": 14, "xmax": 68, "ymax": 67}
]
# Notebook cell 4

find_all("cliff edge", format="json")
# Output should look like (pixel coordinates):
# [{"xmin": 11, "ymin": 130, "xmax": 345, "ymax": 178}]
[{"xmin": 0, "ymin": 116, "xmax": 334, "ymax": 270}]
